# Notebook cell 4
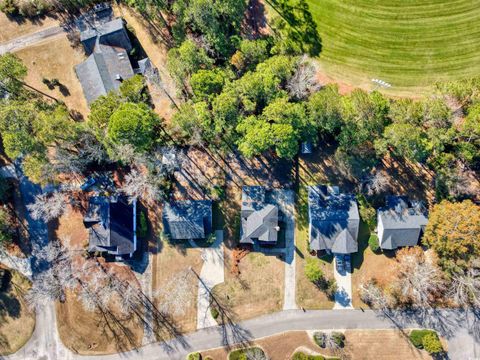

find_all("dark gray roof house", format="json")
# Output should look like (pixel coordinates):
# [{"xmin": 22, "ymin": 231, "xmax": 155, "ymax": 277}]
[
  {"xmin": 240, "ymin": 186, "xmax": 280, "ymax": 245},
  {"xmin": 83, "ymin": 196, "xmax": 137, "ymax": 258},
  {"xmin": 163, "ymin": 200, "xmax": 212, "ymax": 240},
  {"xmin": 377, "ymin": 196, "xmax": 428, "ymax": 250},
  {"xmin": 308, "ymin": 185, "xmax": 360, "ymax": 254},
  {"xmin": 75, "ymin": 12, "xmax": 136, "ymax": 104}
]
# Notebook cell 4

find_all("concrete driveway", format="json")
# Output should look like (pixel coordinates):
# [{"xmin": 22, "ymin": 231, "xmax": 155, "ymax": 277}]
[
  {"xmin": 268, "ymin": 189, "xmax": 297, "ymax": 310},
  {"xmin": 195, "ymin": 230, "xmax": 225, "ymax": 329},
  {"xmin": 333, "ymin": 257, "xmax": 353, "ymax": 309}
]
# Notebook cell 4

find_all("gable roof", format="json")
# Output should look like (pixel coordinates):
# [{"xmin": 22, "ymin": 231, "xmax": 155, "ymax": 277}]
[
  {"xmin": 84, "ymin": 196, "xmax": 136, "ymax": 256},
  {"xmin": 163, "ymin": 200, "xmax": 212, "ymax": 240},
  {"xmin": 308, "ymin": 185, "xmax": 359, "ymax": 254},
  {"xmin": 76, "ymin": 16, "xmax": 134, "ymax": 105},
  {"xmin": 76, "ymin": 44, "xmax": 134, "ymax": 104},
  {"xmin": 240, "ymin": 186, "xmax": 279, "ymax": 244},
  {"xmin": 378, "ymin": 196, "xmax": 428, "ymax": 249}
]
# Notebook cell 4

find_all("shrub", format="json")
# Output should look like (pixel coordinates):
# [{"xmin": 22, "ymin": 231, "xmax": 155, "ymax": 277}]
[
  {"xmin": 229, "ymin": 347, "xmax": 266, "ymax": 360},
  {"xmin": 313, "ymin": 332, "xmax": 327, "ymax": 348},
  {"xmin": 368, "ymin": 234, "xmax": 380, "ymax": 252},
  {"xmin": 331, "ymin": 332, "xmax": 345, "ymax": 348},
  {"xmin": 325, "ymin": 279, "xmax": 338, "ymax": 300},
  {"xmin": 305, "ymin": 257, "xmax": 323, "ymax": 283},
  {"xmin": 409, "ymin": 329, "xmax": 437, "ymax": 349},
  {"xmin": 422, "ymin": 332, "xmax": 443, "ymax": 354},
  {"xmin": 0, "ymin": 0, "xmax": 17, "ymax": 15},
  {"xmin": 187, "ymin": 352, "xmax": 201, "ymax": 360},
  {"xmin": 291, "ymin": 352, "xmax": 327, "ymax": 360},
  {"xmin": 210, "ymin": 306, "xmax": 219, "ymax": 320},
  {"xmin": 206, "ymin": 232, "xmax": 216, "ymax": 246},
  {"xmin": 357, "ymin": 194, "xmax": 377, "ymax": 231},
  {"xmin": 137, "ymin": 211, "xmax": 148, "ymax": 238}
]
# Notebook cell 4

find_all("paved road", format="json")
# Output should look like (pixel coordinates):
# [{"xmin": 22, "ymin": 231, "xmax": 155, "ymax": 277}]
[
  {"xmin": 12, "ymin": 308, "xmax": 471, "ymax": 360},
  {"xmin": 0, "ymin": 25, "xmax": 65, "ymax": 54}
]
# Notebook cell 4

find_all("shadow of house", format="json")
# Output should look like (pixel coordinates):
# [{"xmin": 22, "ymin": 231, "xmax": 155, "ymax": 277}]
[
  {"xmin": 74, "ymin": 4, "xmax": 152, "ymax": 105},
  {"xmin": 83, "ymin": 196, "xmax": 138, "ymax": 260},
  {"xmin": 162, "ymin": 200, "xmax": 213, "ymax": 242},
  {"xmin": 307, "ymin": 185, "xmax": 360, "ymax": 256},
  {"xmin": 240, "ymin": 186, "xmax": 280, "ymax": 248},
  {"xmin": 377, "ymin": 196, "xmax": 428, "ymax": 250}
]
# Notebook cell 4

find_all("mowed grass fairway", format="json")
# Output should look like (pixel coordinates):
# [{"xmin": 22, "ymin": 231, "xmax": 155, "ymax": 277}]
[{"xmin": 306, "ymin": 0, "xmax": 480, "ymax": 94}]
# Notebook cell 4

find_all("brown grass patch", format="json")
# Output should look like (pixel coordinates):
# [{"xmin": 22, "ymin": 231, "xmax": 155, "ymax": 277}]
[
  {"xmin": 201, "ymin": 329, "xmax": 432, "ymax": 360},
  {"xmin": 14, "ymin": 34, "xmax": 88, "ymax": 117},
  {"xmin": 152, "ymin": 239, "xmax": 203, "ymax": 334},
  {"xmin": 213, "ymin": 250, "xmax": 284, "ymax": 321},
  {"xmin": 351, "ymin": 248, "xmax": 397, "ymax": 308},
  {"xmin": 0, "ymin": 267, "xmax": 35, "ymax": 355},
  {"xmin": 56, "ymin": 288, "xmax": 144, "ymax": 354},
  {"xmin": 0, "ymin": 12, "xmax": 59, "ymax": 42}
]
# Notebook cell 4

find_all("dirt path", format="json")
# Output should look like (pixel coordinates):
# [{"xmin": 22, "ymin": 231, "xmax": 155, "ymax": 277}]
[{"xmin": 0, "ymin": 25, "xmax": 65, "ymax": 54}]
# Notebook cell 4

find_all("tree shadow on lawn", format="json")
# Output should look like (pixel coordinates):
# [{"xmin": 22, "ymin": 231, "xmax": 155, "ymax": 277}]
[{"xmin": 265, "ymin": 0, "xmax": 322, "ymax": 56}]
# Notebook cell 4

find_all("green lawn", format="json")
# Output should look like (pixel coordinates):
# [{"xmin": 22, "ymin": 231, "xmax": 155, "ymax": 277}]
[{"xmin": 306, "ymin": 0, "xmax": 480, "ymax": 93}]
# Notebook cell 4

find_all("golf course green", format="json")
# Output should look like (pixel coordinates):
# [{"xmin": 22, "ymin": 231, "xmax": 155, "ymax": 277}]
[{"xmin": 306, "ymin": 0, "xmax": 480, "ymax": 93}]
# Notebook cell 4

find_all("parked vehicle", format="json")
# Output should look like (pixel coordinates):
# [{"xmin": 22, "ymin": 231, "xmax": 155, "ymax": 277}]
[
  {"xmin": 335, "ymin": 255, "xmax": 344, "ymax": 273},
  {"xmin": 344, "ymin": 254, "xmax": 352, "ymax": 273}
]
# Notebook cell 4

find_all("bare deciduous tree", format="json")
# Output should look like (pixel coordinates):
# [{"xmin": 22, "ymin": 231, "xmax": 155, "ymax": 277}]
[
  {"xmin": 394, "ymin": 247, "xmax": 445, "ymax": 307},
  {"xmin": 154, "ymin": 270, "xmax": 194, "ymax": 317},
  {"xmin": 287, "ymin": 55, "xmax": 321, "ymax": 100},
  {"xmin": 449, "ymin": 262, "xmax": 480, "ymax": 307},
  {"xmin": 77, "ymin": 131, "xmax": 107, "ymax": 164},
  {"xmin": 359, "ymin": 279, "xmax": 390, "ymax": 310},
  {"xmin": 27, "ymin": 192, "xmax": 66, "ymax": 222},
  {"xmin": 365, "ymin": 170, "xmax": 390, "ymax": 196},
  {"xmin": 121, "ymin": 169, "xmax": 163, "ymax": 203},
  {"xmin": 109, "ymin": 143, "xmax": 146, "ymax": 166}
]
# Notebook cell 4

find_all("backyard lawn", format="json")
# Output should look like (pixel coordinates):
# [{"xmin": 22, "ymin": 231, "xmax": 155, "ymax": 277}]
[{"xmin": 305, "ymin": 0, "xmax": 480, "ymax": 95}]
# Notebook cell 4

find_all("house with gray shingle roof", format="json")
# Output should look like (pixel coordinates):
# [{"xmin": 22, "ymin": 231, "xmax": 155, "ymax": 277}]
[
  {"xmin": 75, "ymin": 6, "xmax": 151, "ymax": 105},
  {"xmin": 377, "ymin": 196, "xmax": 428, "ymax": 250},
  {"xmin": 240, "ymin": 186, "xmax": 280, "ymax": 245},
  {"xmin": 308, "ymin": 185, "xmax": 359, "ymax": 255},
  {"xmin": 163, "ymin": 200, "xmax": 212, "ymax": 240},
  {"xmin": 83, "ymin": 196, "xmax": 137, "ymax": 258}
]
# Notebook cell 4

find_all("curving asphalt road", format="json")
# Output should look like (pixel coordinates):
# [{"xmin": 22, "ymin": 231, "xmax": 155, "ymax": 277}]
[{"xmin": 4, "ymin": 307, "xmax": 479, "ymax": 360}]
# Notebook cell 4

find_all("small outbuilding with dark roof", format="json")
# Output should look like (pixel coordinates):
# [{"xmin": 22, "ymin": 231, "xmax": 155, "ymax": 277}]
[
  {"xmin": 308, "ymin": 185, "xmax": 360, "ymax": 255},
  {"xmin": 162, "ymin": 200, "xmax": 212, "ymax": 240},
  {"xmin": 83, "ymin": 196, "xmax": 137, "ymax": 258},
  {"xmin": 377, "ymin": 196, "xmax": 428, "ymax": 250}
]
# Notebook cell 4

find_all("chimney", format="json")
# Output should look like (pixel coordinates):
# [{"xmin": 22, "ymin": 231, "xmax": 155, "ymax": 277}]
[{"xmin": 115, "ymin": 74, "xmax": 123, "ymax": 82}]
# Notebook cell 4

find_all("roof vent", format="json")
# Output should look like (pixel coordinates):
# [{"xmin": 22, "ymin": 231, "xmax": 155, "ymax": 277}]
[{"xmin": 274, "ymin": 226, "xmax": 280, "ymax": 232}]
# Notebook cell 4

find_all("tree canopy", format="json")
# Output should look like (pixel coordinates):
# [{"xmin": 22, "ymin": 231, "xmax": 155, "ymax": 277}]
[
  {"xmin": 424, "ymin": 200, "xmax": 480, "ymax": 273},
  {"xmin": 107, "ymin": 102, "xmax": 160, "ymax": 152}
]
